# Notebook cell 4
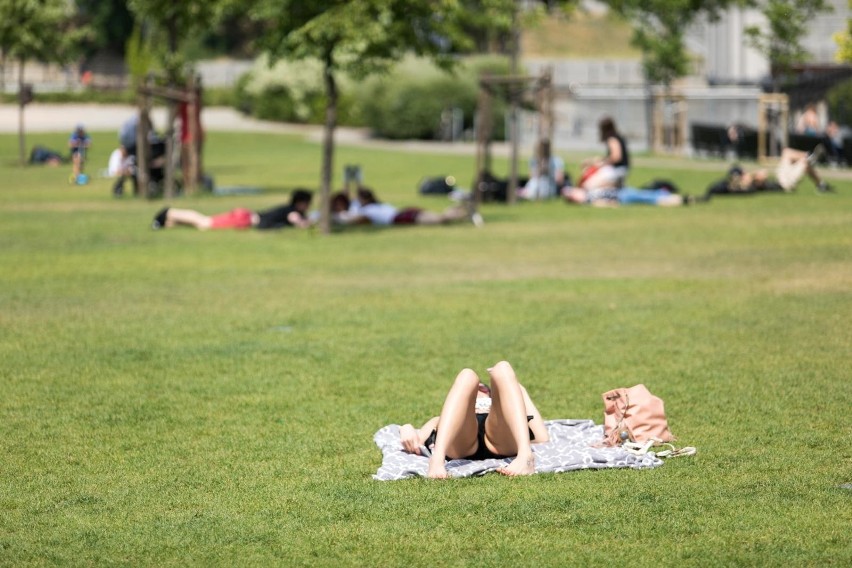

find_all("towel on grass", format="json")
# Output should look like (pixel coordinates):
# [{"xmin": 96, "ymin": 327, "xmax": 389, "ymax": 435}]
[{"xmin": 373, "ymin": 419, "xmax": 662, "ymax": 480}]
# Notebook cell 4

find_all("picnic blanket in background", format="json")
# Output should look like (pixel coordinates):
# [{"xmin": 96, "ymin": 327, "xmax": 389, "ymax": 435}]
[{"xmin": 373, "ymin": 419, "xmax": 662, "ymax": 480}]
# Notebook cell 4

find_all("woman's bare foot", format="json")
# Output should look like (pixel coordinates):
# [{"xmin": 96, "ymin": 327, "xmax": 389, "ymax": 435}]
[
  {"xmin": 427, "ymin": 458, "xmax": 449, "ymax": 479},
  {"xmin": 497, "ymin": 453, "xmax": 535, "ymax": 476}
]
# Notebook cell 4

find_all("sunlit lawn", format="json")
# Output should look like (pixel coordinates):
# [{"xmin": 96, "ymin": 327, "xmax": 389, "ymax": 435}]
[{"xmin": 1, "ymin": 129, "xmax": 850, "ymax": 566}]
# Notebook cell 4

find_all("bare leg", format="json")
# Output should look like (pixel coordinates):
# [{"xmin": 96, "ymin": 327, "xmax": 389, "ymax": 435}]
[
  {"xmin": 164, "ymin": 208, "xmax": 213, "ymax": 230},
  {"xmin": 415, "ymin": 205, "xmax": 469, "ymax": 225},
  {"xmin": 427, "ymin": 368, "xmax": 480, "ymax": 478},
  {"xmin": 656, "ymin": 194, "xmax": 684, "ymax": 207},
  {"xmin": 779, "ymin": 148, "xmax": 825, "ymax": 190},
  {"xmin": 485, "ymin": 361, "xmax": 536, "ymax": 476},
  {"xmin": 520, "ymin": 384, "xmax": 549, "ymax": 443},
  {"xmin": 72, "ymin": 153, "xmax": 82, "ymax": 178},
  {"xmin": 439, "ymin": 205, "xmax": 469, "ymax": 223},
  {"xmin": 803, "ymin": 160, "xmax": 824, "ymax": 187},
  {"xmin": 581, "ymin": 165, "xmax": 618, "ymax": 190},
  {"xmin": 414, "ymin": 210, "xmax": 444, "ymax": 225}
]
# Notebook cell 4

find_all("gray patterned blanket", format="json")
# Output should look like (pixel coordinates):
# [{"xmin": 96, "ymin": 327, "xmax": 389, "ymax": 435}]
[{"xmin": 373, "ymin": 419, "xmax": 662, "ymax": 480}]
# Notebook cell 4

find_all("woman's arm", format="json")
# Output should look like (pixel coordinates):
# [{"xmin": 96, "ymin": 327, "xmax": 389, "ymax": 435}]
[
  {"xmin": 399, "ymin": 416, "xmax": 439, "ymax": 454},
  {"xmin": 286, "ymin": 210, "xmax": 311, "ymax": 229},
  {"xmin": 605, "ymin": 136, "xmax": 622, "ymax": 165},
  {"xmin": 519, "ymin": 385, "xmax": 550, "ymax": 443}
]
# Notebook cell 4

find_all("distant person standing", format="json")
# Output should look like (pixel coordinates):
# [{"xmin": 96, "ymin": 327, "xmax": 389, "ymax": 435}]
[
  {"xmin": 68, "ymin": 124, "xmax": 91, "ymax": 184},
  {"xmin": 824, "ymin": 120, "xmax": 844, "ymax": 164},
  {"xmin": 796, "ymin": 103, "xmax": 822, "ymax": 136},
  {"xmin": 118, "ymin": 114, "xmax": 138, "ymax": 156},
  {"xmin": 113, "ymin": 115, "xmax": 139, "ymax": 197}
]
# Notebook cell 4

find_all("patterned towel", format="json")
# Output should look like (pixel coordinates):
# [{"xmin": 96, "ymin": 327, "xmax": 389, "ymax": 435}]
[{"xmin": 373, "ymin": 419, "xmax": 662, "ymax": 480}]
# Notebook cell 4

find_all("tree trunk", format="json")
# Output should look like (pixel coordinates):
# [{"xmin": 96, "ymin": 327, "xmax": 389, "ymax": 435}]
[
  {"xmin": 17, "ymin": 58, "xmax": 25, "ymax": 167},
  {"xmin": 507, "ymin": 5, "xmax": 520, "ymax": 205},
  {"xmin": 164, "ymin": 102, "xmax": 177, "ymax": 198},
  {"xmin": 319, "ymin": 54, "xmax": 338, "ymax": 235},
  {"xmin": 1, "ymin": 50, "xmax": 6, "ymax": 94}
]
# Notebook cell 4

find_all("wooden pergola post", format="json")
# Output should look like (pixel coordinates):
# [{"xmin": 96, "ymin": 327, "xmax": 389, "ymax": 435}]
[
  {"xmin": 539, "ymin": 68, "xmax": 554, "ymax": 144},
  {"xmin": 163, "ymin": 100, "xmax": 177, "ymax": 199},
  {"xmin": 652, "ymin": 91, "xmax": 686, "ymax": 154},
  {"xmin": 476, "ymin": 71, "xmax": 555, "ymax": 204},
  {"xmin": 135, "ymin": 75, "xmax": 204, "ymax": 198},
  {"xmin": 758, "ymin": 93, "xmax": 789, "ymax": 164},
  {"xmin": 184, "ymin": 74, "xmax": 200, "ymax": 195},
  {"xmin": 135, "ymin": 81, "xmax": 151, "ymax": 198}
]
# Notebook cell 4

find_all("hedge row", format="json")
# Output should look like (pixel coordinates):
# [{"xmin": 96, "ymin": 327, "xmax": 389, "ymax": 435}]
[{"xmin": 235, "ymin": 55, "xmax": 512, "ymax": 140}]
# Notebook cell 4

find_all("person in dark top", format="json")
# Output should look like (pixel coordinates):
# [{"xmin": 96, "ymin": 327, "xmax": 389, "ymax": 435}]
[
  {"xmin": 701, "ymin": 147, "xmax": 833, "ymax": 201},
  {"xmin": 576, "ymin": 116, "xmax": 630, "ymax": 190},
  {"xmin": 398, "ymin": 360, "xmax": 549, "ymax": 479},
  {"xmin": 151, "ymin": 189, "xmax": 313, "ymax": 231},
  {"xmin": 68, "ymin": 124, "xmax": 92, "ymax": 182}
]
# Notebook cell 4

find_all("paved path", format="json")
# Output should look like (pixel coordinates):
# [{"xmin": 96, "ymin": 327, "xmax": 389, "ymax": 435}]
[
  {"xmin": 0, "ymin": 103, "xmax": 499, "ymax": 155},
  {"xmin": 3, "ymin": 103, "xmax": 851, "ymax": 179}
]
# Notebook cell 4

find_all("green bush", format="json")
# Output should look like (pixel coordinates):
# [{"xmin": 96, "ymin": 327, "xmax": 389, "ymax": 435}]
[
  {"xmin": 202, "ymin": 87, "xmax": 239, "ymax": 108},
  {"xmin": 233, "ymin": 55, "xmax": 365, "ymax": 126},
  {"xmin": 358, "ymin": 55, "xmax": 511, "ymax": 140},
  {"xmin": 232, "ymin": 53, "xmax": 512, "ymax": 138},
  {"xmin": 361, "ymin": 75, "xmax": 477, "ymax": 140}
]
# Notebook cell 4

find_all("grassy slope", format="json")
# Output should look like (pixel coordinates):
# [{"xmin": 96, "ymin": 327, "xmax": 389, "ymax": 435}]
[
  {"xmin": 522, "ymin": 10, "xmax": 640, "ymax": 59},
  {"xmin": 0, "ymin": 131, "xmax": 850, "ymax": 566}
]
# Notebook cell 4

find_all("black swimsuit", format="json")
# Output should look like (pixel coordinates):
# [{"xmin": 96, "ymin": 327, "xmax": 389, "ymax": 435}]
[{"xmin": 425, "ymin": 413, "xmax": 536, "ymax": 461}]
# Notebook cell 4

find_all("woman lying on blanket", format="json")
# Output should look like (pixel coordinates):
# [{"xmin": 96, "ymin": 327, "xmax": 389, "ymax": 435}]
[{"xmin": 398, "ymin": 361, "xmax": 549, "ymax": 478}]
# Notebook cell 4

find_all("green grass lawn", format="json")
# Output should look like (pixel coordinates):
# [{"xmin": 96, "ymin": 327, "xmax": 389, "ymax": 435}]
[{"xmin": 1, "ymin": 130, "xmax": 850, "ymax": 566}]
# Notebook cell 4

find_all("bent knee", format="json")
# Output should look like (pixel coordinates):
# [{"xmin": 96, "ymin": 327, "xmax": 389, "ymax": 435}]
[
  {"xmin": 488, "ymin": 361, "xmax": 515, "ymax": 380},
  {"xmin": 455, "ymin": 368, "xmax": 480, "ymax": 384}
]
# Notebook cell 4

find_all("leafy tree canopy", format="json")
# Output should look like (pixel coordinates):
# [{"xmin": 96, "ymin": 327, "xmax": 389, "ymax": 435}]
[
  {"xmin": 745, "ymin": 0, "xmax": 833, "ymax": 78},
  {"xmin": 605, "ymin": 0, "xmax": 744, "ymax": 86},
  {"xmin": 74, "ymin": 0, "xmax": 135, "ymax": 56},
  {"xmin": 126, "ymin": 0, "xmax": 222, "ymax": 81},
  {"xmin": 243, "ymin": 0, "xmax": 469, "ymax": 76},
  {"xmin": 0, "ymin": 0, "xmax": 83, "ymax": 63},
  {"xmin": 835, "ymin": 1, "xmax": 852, "ymax": 62}
]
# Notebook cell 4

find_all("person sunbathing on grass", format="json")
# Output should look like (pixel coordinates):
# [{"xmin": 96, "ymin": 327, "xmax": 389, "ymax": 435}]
[
  {"xmin": 398, "ymin": 360, "xmax": 549, "ymax": 479},
  {"xmin": 701, "ymin": 146, "xmax": 834, "ymax": 201},
  {"xmin": 331, "ymin": 187, "xmax": 483, "ymax": 227},
  {"xmin": 151, "ymin": 189, "xmax": 313, "ymax": 231},
  {"xmin": 561, "ymin": 185, "xmax": 693, "ymax": 207}
]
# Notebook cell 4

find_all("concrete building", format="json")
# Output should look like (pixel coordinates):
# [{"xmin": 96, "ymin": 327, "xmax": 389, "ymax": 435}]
[{"xmin": 524, "ymin": 0, "xmax": 851, "ymax": 153}]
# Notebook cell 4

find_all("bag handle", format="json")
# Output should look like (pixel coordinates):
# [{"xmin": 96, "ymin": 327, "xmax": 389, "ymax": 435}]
[{"xmin": 605, "ymin": 390, "xmax": 631, "ymax": 445}]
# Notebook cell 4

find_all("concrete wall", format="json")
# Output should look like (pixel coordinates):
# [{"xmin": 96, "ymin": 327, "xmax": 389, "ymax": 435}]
[{"xmin": 522, "ymin": 58, "xmax": 765, "ymax": 153}]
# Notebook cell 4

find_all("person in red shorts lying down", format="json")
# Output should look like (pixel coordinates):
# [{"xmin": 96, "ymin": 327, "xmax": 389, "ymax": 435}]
[{"xmin": 151, "ymin": 189, "xmax": 313, "ymax": 231}]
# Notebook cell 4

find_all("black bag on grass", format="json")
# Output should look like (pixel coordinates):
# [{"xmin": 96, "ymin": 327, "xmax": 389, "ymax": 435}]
[{"xmin": 419, "ymin": 176, "xmax": 456, "ymax": 195}]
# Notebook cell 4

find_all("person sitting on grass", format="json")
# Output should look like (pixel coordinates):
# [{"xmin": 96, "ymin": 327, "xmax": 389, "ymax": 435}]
[
  {"xmin": 332, "ymin": 187, "xmax": 483, "ymax": 227},
  {"xmin": 576, "ymin": 116, "xmax": 631, "ymax": 191},
  {"xmin": 517, "ymin": 139, "xmax": 567, "ymax": 200},
  {"xmin": 398, "ymin": 360, "xmax": 549, "ymax": 479},
  {"xmin": 151, "ymin": 189, "xmax": 313, "ymax": 231},
  {"xmin": 68, "ymin": 124, "xmax": 91, "ymax": 182},
  {"xmin": 702, "ymin": 146, "xmax": 834, "ymax": 201}
]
